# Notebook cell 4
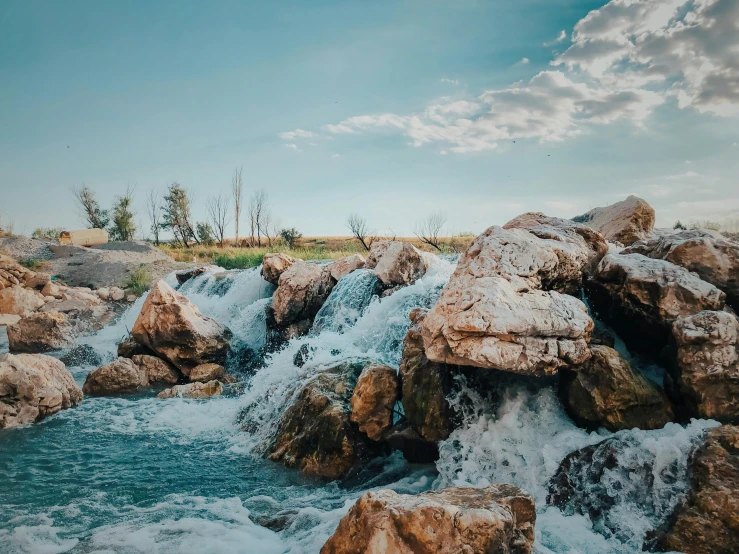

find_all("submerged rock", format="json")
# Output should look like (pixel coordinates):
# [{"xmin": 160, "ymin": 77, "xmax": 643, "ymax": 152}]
[
  {"xmin": 131, "ymin": 280, "xmax": 231, "ymax": 375},
  {"xmin": 668, "ymin": 311, "xmax": 739, "ymax": 423},
  {"xmin": 559, "ymin": 345, "xmax": 673, "ymax": 432},
  {"xmin": 572, "ymin": 195, "xmax": 655, "ymax": 246},
  {"xmin": 587, "ymin": 253, "xmax": 725, "ymax": 351},
  {"xmin": 328, "ymin": 254, "xmax": 366, "ymax": 282},
  {"xmin": 0, "ymin": 353, "xmax": 83, "ymax": 429},
  {"xmin": 365, "ymin": 240, "xmax": 426, "ymax": 287},
  {"xmin": 624, "ymin": 229, "xmax": 739, "ymax": 310},
  {"xmin": 82, "ymin": 357, "xmax": 148, "ymax": 396},
  {"xmin": 349, "ymin": 364, "xmax": 399, "ymax": 441},
  {"xmin": 270, "ymin": 260, "xmax": 334, "ymax": 329},
  {"xmin": 320, "ymin": 484, "xmax": 536, "ymax": 554},
  {"xmin": 157, "ymin": 380, "xmax": 224, "ymax": 399},
  {"xmin": 383, "ymin": 421, "xmax": 440, "ymax": 463},
  {"xmin": 0, "ymin": 284, "xmax": 45, "ymax": 316},
  {"xmin": 261, "ymin": 253, "xmax": 295, "ymax": 285},
  {"xmin": 646, "ymin": 425, "xmax": 739, "ymax": 554},
  {"xmin": 7, "ymin": 312, "xmax": 75, "ymax": 353}
]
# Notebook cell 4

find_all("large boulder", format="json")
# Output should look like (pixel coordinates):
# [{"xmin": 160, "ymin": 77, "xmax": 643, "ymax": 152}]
[
  {"xmin": 349, "ymin": 364, "xmax": 399, "ymax": 441},
  {"xmin": 131, "ymin": 354, "xmax": 181, "ymax": 384},
  {"xmin": 0, "ymin": 285, "xmax": 45, "ymax": 316},
  {"xmin": 7, "ymin": 312, "xmax": 75, "ymax": 353},
  {"xmin": 572, "ymin": 195, "xmax": 655, "ymax": 246},
  {"xmin": 365, "ymin": 241, "xmax": 426, "ymax": 287},
  {"xmin": 625, "ymin": 229, "xmax": 739, "ymax": 310},
  {"xmin": 421, "ymin": 226, "xmax": 593, "ymax": 376},
  {"xmin": 399, "ymin": 308, "xmax": 454, "ymax": 442},
  {"xmin": 328, "ymin": 254, "xmax": 366, "ymax": 282},
  {"xmin": 131, "ymin": 280, "xmax": 231, "ymax": 375},
  {"xmin": 559, "ymin": 345, "xmax": 673, "ymax": 431},
  {"xmin": 267, "ymin": 360, "xmax": 381, "ymax": 480},
  {"xmin": 157, "ymin": 380, "xmax": 224, "ymax": 399},
  {"xmin": 270, "ymin": 260, "xmax": 334, "ymax": 328},
  {"xmin": 0, "ymin": 353, "xmax": 83, "ymax": 429},
  {"xmin": 320, "ymin": 484, "xmax": 536, "ymax": 554},
  {"xmin": 587, "ymin": 253, "xmax": 725, "ymax": 350},
  {"xmin": 646, "ymin": 425, "xmax": 739, "ymax": 554},
  {"xmin": 188, "ymin": 362, "xmax": 225, "ymax": 383},
  {"xmin": 261, "ymin": 253, "xmax": 296, "ymax": 285},
  {"xmin": 82, "ymin": 357, "xmax": 148, "ymax": 396},
  {"xmin": 667, "ymin": 311, "xmax": 739, "ymax": 423}
]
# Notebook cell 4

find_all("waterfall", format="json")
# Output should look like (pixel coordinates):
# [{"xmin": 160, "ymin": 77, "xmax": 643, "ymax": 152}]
[{"xmin": 311, "ymin": 269, "xmax": 380, "ymax": 334}]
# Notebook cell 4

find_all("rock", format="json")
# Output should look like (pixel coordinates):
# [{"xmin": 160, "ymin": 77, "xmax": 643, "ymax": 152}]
[
  {"xmin": 82, "ymin": 357, "xmax": 148, "ymax": 396},
  {"xmin": 399, "ymin": 308, "xmax": 454, "ymax": 441},
  {"xmin": 0, "ymin": 353, "xmax": 83, "ymax": 429},
  {"xmin": 270, "ymin": 260, "xmax": 334, "ymax": 327},
  {"xmin": 559, "ymin": 345, "xmax": 673, "ymax": 431},
  {"xmin": 0, "ymin": 314, "xmax": 21, "ymax": 326},
  {"xmin": 96, "ymin": 287, "xmax": 110, "ymax": 300},
  {"xmin": 7, "ymin": 312, "xmax": 75, "ymax": 353},
  {"xmin": 349, "ymin": 364, "xmax": 399, "ymax": 441},
  {"xmin": 421, "ymin": 226, "xmax": 593, "ymax": 376},
  {"xmin": 188, "ymin": 362, "xmax": 224, "ymax": 383},
  {"xmin": 572, "ymin": 195, "xmax": 655, "ymax": 246},
  {"xmin": 157, "ymin": 380, "xmax": 224, "ymax": 399},
  {"xmin": 261, "ymin": 253, "xmax": 295, "ymax": 285},
  {"xmin": 590, "ymin": 324, "xmax": 616, "ymax": 348},
  {"xmin": 41, "ymin": 281, "xmax": 63, "ymax": 299},
  {"xmin": 667, "ymin": 311, "xmax": 739, "ymax": 423},
  {"xmin": 175, "ymin": 266, "xmax": 207, "ymax": 285},
  {"xmin": 328, "ymin": 254, "xmax": 366, "ymax": 282},
  {"xmin": 117, "ymin": 335, "xmax": 153, "ymax": 358},
  {"xmin": 131, "ymin": 354, "xmax": 180, "ymax": 384},
  {"xmin": 646, "ymin": 425, "xmax": 739, "ymax": 554},
  {"xmin": 320, "ymin": 484, "xmax": 536, "ymax": 554},
  {"xmin": 109, "ymin": 287, "xmax": 125, "ymax": 301},
  {"xmin": 268, "ymin": 360, "xmax": 381, "ymax": 480},
  {"xmin": 587, "ymin": 253, "xmax": 725, "ymax": 350},
  {"xmin": 126, "ymin": 294, "xmax": 136, "ymax": 303},
  {"xmin": 624, "ymin": 229, "xmax": 739, "ymax": 310},
  {"xmin": 0, "ymin": 285, "xmax": 45, "ymax": 316},
  {"xmin": 131, "ymin": 280, "xmax": 231, "ymax": 375},
  {"xmin": 24, "ymin": 272, "xmax": 51, "ymax": 290},
  {"xmin": 383, "ymin": 421, "xmax": 440, "ymax": 463},
  {"xmin": 365, "ymin": 241, "xmax": 426, "ymax": 287}
]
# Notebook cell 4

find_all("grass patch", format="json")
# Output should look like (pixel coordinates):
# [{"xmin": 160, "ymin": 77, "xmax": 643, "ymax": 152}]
[
  {"xmin": 126, "ymin": 266, "xmax": 152, "ymax": 296},
  {"xmin": 212, "ymin": 252, "xmax": 265, "ymax": 270},
  {"xmin": 20, "ymin": 258, "xmax": 42, "ymax": 270}
]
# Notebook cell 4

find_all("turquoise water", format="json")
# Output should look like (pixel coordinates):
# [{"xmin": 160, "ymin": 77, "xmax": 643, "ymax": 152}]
[{"xmin": 0, "ymin": 262, "xmax": 716, "ymax": 553}]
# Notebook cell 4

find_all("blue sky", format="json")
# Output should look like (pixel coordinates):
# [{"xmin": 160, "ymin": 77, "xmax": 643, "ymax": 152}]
[{"xmin": 1, "ymin": 0, "xmax": 738, "ymax": 237}]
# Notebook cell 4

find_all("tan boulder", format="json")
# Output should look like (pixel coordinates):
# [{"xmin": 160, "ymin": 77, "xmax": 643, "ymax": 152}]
[
  {"xmin": 668, "ymin": 311, "xmax": 739, "ymax": 423},
  {"xmin": 624, "ymin": 229, "xmax": 739, "ymax": 310},
  {"xmin": 41, "ymin": 281, "xmax": 63, "ymax": 299},
  {"xmin": 349, "ymin": 364, "xmax": 399, "ymax": 441},
  {"xmin": 0, "ymin": 314, "xmax": 21, "ymax": 326},
  {"xmin": 328, "ymin": 254, "xmax": 366, "ymax": 282},
  {"xmin": 157, "ymin": 380, "xmax": 224, "ymax": 399},
  {"xmin": 560, "ymin": 345, "xmax": 673, "ymax": 431},
  {"xmin": 188, "ymin": 362, "xmax": 224, "ymax": 383},
  {"xmin": 110, "ymin": 287, "xmax": 125, "ymax": 301},
  {"xmin": 24, "ymin": 272, "xmax": 51, "ymax": 291},
  {"xmin": 271, "ymin": 260, "xmax": 334, "ymax": 327},
  {"xmin": 320, "ymin": 484, "xmax": 536, "ymax": 554},
  {"xmin": 131, "ymin": 280, "xmax": 231, "ymax": 375},
  {"xmin": 131, "ymin": 354, "xmax": 180, "ymax": 384},
  {"xmin": 0, "ymin": 285, "xmax": 45, "ymax": 316},
  {"xmin": 0, "ymin": 353, "xmax": 83, "ymax": 429},
  {"xmin": 82, "ymin": 357, "xmax": 148, "ymax": 396},
  {"xmin": 262, "ymin": 253, "xmax": 296, "ymax": 285},
  {"xmin": 365, "ymin": 240, "xmax": 426, "ymax": 287},
  {"xmin": 96, "ymin": 287, "xmax": 110, "ymax": 300},
  {"xmin": 647, "ymin": 425, "xmax": 739, "ymax": 554},
  {"xmin": 572, "ymin": 195, "xmax": 655, "ymax": 245},
  {"xmin": 7, "ymin": 312, "xmax": 75, "ymax": 353}
]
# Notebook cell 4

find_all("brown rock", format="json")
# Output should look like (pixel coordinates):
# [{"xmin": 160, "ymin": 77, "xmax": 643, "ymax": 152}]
[
  {"xmin": 270, "ymin": 260, "xmax": 334, "ymax": 327},
  {"xmin": 131, "ymin": 354, "xmax": 180, "ymax": 384},
  {"xmin": 188, "ymin": 362, "xmax": 224, "ymax": 383},
  {"xmin": 175, "ymin": 266, "xmax": 207, "ymax": 285},
  {"xmin": 647, "ymin": 425, "xmax": 739, "ymax": 554},
  {"xmin": 0, "ymin": 353, "xmax": 83, "ymax": 429},
  {"xmin": 82, "ymin": 357, "xmax": 148, "ymax": 396},
  {"xmin": 572, "ymin": 195, "xmax": 655, "ymax": 246},
  {"xmin": 0, "ymin": 285, "xmax": 45, "ymax": 316},
  {"xmin": 668, "ymin": 311, "xmax": 739, "ymax": 423},
  {"xmin": 320, "ymin": 484, "xmax": 536, "ymax": 554},
  {"xmin": 624, "ymin": 229, "xmax": 739, "ymax": 310},
  {"xmin": 365, "ymin": 240, "xmax": 426, "ymax": 287},
  {"xmin": 117, "ymin": 335, "xmax": 153, "ymax": 358},
  {"xmin": 157, "ymin": 380, "xmax": 224, "ymax": 399},
  {"xmin": 7, "ymin": 312, "xmax": 75, "ymax": 353},
  {"xmin": 24, "ymin": 272, "xmax": 51, "ymax": 291},
  {"xmin": 328, "ymin": 254, "xmax": 366, "ymax": 282},
  {"xmin": 349, "ymin": 364, "xmax": 399, "ymax": 441},
  {"xmin": 41, "ymin": 281, "xmax": 63, "ymax": 299},
  {"xmin": 560, "ymin": 345, "xmax": 673, "ymax": 431},
  {"xmin": 261, "ymin": 253, "xmax": 296, "ymax": 285},
  {"xmin": 131, "ymin": 280, "xmax": 231, "ymax": 375}
]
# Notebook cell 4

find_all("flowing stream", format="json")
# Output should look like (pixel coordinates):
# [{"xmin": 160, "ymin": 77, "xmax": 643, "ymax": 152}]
[{"xmin": 0, "ymin": 258, "xmax": 718, "ymax": 553}]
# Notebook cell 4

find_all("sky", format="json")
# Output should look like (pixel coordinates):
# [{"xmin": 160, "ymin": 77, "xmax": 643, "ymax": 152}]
[{"xmin": 1, "ymin": 0, "xmax": 738, "ymax": 238}]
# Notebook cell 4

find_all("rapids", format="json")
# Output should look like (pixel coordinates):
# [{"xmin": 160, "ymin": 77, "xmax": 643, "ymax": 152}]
[{"xmin": 0, "ymin": 258, "xmax": 718, "ymax": 553}]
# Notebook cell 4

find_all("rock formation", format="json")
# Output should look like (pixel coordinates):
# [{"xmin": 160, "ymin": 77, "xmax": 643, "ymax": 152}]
[
  {"xmin": 572, "ymin": 195, "xmax": 655, "ymax": 245},
  {"xmin": 320, "ymin": 484, "xmax": 536, "ymax": 554},
  {"xmin": 349, "ymin": 364, "xmax": 399, "ymax": 441},
  {"xmin": 188, "ymin": 362, "xmax": 225, "ymax": 383},
  {"xmin": 131, "ymin": 354, "xmax": 181, "ymax": 384},
  {"xmin": 7, "ymin": 312, "xmax": 75, "ymax": 352},
  {"xmin": 365, "ymin": 240, "xmax": 426, "ymax": 287},
  {"xmin": 270, "ymin": 260, "xmax": 334, "ymax": 331},
  {"xmin": 328, "ymin": 254, "xmax": 366, "ymax": 282},
  {"xmin": 0, "ymin": 285, "xmax": 45, "ymax": 316},
  {"xmin": 261, "ymin": 253, "xmax": 295, "ymax": 285},
  {"xmin": 157, "ymin": 380, "xmax": 224, "ymax": 399},
  {"xmin": 0, "ymin": 353, "xmax": 83, "ymax": 429},
  {"xmin": 82, "ymin": 357, "xmax": 149, "ymax": 396}
]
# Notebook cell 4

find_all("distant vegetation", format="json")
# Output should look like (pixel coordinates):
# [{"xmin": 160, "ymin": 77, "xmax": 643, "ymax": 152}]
[
  {"xmin": 19, "ymin": 258, "xmax": 42, "ymax": 270},
  {"xmin": 126, "ymin": 266, "xmax": 151, "ymax": 296},
  {"xmin": 32, "ymin": 227, "xmax": 64, "ymax": 240}
]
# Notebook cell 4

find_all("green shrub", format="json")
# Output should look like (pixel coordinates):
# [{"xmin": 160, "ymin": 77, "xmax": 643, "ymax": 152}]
[
  {"xmin": 31, "ymin": 227, "xmax": 64, "ymax": 240},
  {"xmin": 20, "ymin": 258, "xmax": 42, "ymax": 270},
  {"xmin": 126, "ymin": 266, "xmax": 151, "ymax": 296}
]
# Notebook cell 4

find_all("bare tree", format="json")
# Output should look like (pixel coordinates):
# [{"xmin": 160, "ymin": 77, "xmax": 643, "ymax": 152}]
[
  {"xmin": 414, "ymin": 212, "xmax": 447, "ymax": 252},
  {"xmin": 206, "ymin": 193, "xmax": 231, "ymax": 248},
  {"xmin": 146, "ymin": 189, "xmax": 162, "ymax": 245},
  {"xmin": 231, "ymin": 167, "xmax": 243, "ymax": 246},
  {"xmin": 346, "ymin": 213, "xmax": 375, "ymax": 251},
  {"xmin": 72, "ymin": 185, "xmax": 109, "ymax": 229},
  {"xmin": 249, "ymin": 189, "xmax": 268, "ymax": 247}
]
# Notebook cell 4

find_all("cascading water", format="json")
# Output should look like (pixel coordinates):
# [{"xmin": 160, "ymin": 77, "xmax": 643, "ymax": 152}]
[{"xmin": 0, "ymin": 256, "xmax": 720, "ymax": 554}]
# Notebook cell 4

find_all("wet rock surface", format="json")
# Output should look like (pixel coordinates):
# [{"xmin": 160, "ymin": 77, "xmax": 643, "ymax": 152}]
[
  {"xmin": 261, "ymin": 253, "xmax": 296, "ymax": 285},
  {"xmin": 270, "ymin": 260, "xmax": 334, "ymax": 329},
  {"xmin": 131, "ymin": 354, "xmax": 181, "ymax": 385},
  {"xmin": 365, "ymin": 240, "xmax": 426, "ymax": 287},
  {"xmin": 82, "ymin": 357, "xmax": 149, "ymax": 396},
  {"xmin": 7, "ymin": 312, "xmax": 75, "ymax": 353},
  {"xmin": 157, "ymin": 380, "xmax": 224, "ymax": 399},
  {"xmin": 349, "ymin": 363, "xmax": 399, "ymax": 441}
]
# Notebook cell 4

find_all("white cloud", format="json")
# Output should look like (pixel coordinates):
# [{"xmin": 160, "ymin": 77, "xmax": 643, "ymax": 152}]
[
  {"xmin": 278, "ymin": 129, "xmax": 316, "ymax": 141},
  {"xmin": 441, "ymin": 78, "xmax": 460, "ymax": 85},
  {"xmin": 331, "ymin": 153, "xmax": 340, "ymax": 158},
  {"xmin": 685, "ymin": 160, "xmax": 692, "ymax": 164},
  {"xmin": 544, "ymin": 30, "xmax": 568, "ymax": 46},
  {"xmin": 284, "ymin": 143, "xmax": 299, "ymax": 150},
  {"xmin": 520, "ymin": 57, "xmax": 530, "ymax": 65}
]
